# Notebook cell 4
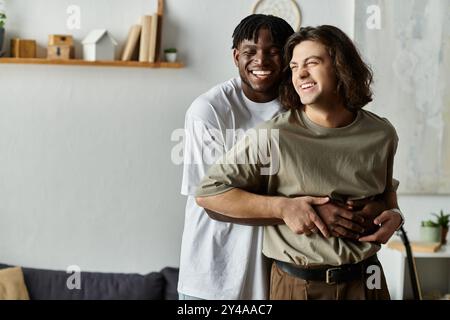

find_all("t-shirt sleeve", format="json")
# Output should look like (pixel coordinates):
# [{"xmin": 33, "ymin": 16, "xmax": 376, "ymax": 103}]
[
  {"xmin": 196, "ymin": 128, "xmax": 276, "ymax": 197},
  {"xmin": 385, "ymin": 129, "xmax": 399, "ymax": 192},
  {"xmin": 181, "ymin": 111, "xmax": 226, "ymax": 196}
]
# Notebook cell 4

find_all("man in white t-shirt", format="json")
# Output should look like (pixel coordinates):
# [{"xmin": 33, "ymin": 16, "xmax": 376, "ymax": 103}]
[{"xmin": 178, "ymin": 15, "xmax": 392, "ymax": 300}]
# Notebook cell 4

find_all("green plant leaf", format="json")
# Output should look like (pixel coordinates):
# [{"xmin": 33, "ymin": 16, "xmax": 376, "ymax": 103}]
[
  {"xmin": 0, "ymin": 12, "xmax": 6, "ymax": 28},
  {"xmin": 430, "ymin": 211, "xmax": 450, "ymax": 227},
  {"xmin": 422, "ymin": 220, "xmax": 439, "ymax": 227}
]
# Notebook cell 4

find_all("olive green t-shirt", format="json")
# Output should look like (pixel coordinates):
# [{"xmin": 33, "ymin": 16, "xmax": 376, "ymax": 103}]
[{"xmin": 196, "ymin": 108, "xmax": 398, "ymax": 267}]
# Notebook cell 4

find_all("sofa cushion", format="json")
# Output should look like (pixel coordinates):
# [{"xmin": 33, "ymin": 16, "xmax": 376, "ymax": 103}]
[
  {"xmin": 0, "ymin": 267, "xmax": 30, "ymax": 300},
  {"xmin": 0, "ymin": 263, "xmax": 164, "ymax": 300},
  {"xmin": 160, "ymin": 267, "xmax": 179, "ymax": 300}
]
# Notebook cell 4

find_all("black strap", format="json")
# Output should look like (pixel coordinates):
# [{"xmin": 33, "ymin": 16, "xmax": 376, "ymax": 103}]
[{"xmin": 398, "ymin": 227, "xmax": 422, "ymax": 300}]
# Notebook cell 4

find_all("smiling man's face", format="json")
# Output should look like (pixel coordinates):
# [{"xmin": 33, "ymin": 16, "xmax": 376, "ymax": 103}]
[
  {"xmin": 289, "ymin": 40, "xmax": 339, "ymax": 108},
  {"xmin": 233, "ymin": 28, "xmax": 283, "ymax": 103}
]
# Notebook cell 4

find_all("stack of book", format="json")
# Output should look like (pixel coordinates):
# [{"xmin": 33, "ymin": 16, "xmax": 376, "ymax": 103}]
[{"xmin": 121, "ymin": 13, "xmax": 160, "ymax": 63}]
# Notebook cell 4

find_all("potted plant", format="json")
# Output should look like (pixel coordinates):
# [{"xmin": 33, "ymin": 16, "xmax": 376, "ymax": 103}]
[
  {"xmin": 164, "ymin": 48, "xmax": 177, "ymax": 62},
  {"xmin": 420, "ymin": 219, "xmax": 441, "ymax": 243},
  {"xmin": 432, "ymin": 210, "xmax": 450, "ymax": 245},
  {"xmin": 0, "ymin": 11, "xmax": 6, "ymax": 56}
]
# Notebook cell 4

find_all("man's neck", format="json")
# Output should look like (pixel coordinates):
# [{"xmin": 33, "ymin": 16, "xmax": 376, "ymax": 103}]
[
  {"xmin": 304, "ymin": 102, "xmax": 356, "ymax": 128},
  {"xmin": 242, "ymin": 85, "xmax": 278, "ymax": 103}
]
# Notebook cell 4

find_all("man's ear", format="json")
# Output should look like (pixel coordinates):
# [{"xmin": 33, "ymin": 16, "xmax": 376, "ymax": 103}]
[{"xmin": 232, "ymin": 48, "xmax": 239, "ymax": 67}]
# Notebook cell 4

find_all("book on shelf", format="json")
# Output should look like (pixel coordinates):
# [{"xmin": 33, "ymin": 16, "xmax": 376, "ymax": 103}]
[
  {"xmin": 154, "ymin": 11, "xmax": 163, "ymax": 63},
  {"xmin": 121, "ymin": 25, "xmax": 142, "ymax": 61},
  {"xmin": 139, "ymin": 15, "xmax": 152, "ymax": 62},
  {"xmin": 148, "ymin": 13, "xmax": 159, "ymax": 63}
]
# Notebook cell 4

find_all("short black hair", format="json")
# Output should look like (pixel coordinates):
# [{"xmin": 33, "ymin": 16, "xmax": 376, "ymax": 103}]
[{"xmin": 232, "ymin": 14, "xmax": 294, "ymax": 50}]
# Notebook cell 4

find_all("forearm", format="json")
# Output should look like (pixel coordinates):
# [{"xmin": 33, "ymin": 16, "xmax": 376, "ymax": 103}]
[
  {"xmin": 205, "ymin": 208, "xmax": 284, "ymax": 226},
  {"xmin": 196, "ymin": 188, "xmax": 284, "ymax": 220},
  {"xmin": 383, "ymin": 190, "xmax": 399, "ymax": 209}
]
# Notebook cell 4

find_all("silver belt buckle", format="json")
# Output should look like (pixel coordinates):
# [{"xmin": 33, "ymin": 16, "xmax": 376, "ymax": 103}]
[{"xmin": 325, "ymin": 267, "xmax": 341, "ymax": 285}]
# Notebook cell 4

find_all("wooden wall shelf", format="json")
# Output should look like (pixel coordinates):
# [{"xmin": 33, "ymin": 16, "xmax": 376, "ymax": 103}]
[
  {"xmin": 0, "ymin": 58, "xmax": 184, "ymax": 68},
  {"xmin": 0, "ymin": 1, "xmax": 182, "ymax": 69}
]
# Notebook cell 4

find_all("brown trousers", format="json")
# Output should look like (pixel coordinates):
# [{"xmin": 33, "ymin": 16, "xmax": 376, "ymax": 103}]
[{"xmin": 270, "ymin": 260, "xmax": 391, "ymax": 300}]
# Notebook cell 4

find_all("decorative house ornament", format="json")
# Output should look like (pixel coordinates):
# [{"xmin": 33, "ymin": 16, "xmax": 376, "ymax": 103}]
[
  {"xmin": 82, "ymin": 29, "xmax": 118, "ymax": 61},
  {"xmin": 47, "ymin": 34, "xmax": 75, "ymax": 60},
  {"xmin": 252, "ymin": 0, "xmax": 302, "ymax": 31}
]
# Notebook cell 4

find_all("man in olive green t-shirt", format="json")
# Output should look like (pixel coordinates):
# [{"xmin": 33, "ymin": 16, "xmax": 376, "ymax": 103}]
[{"xmin": 195, "ymin": 26, "xmax": 403, "ymax": 300}]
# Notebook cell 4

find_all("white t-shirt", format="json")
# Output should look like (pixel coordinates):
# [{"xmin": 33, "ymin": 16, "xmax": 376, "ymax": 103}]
[{"xmin": 178, "ymin": 78, "xmax": 282, "ymax": 300}]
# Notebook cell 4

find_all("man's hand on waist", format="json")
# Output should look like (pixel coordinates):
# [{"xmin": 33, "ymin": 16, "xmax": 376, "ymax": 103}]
[{"xmin": 314, "ymin": 202, "xmax": 366, "ymax": 240}]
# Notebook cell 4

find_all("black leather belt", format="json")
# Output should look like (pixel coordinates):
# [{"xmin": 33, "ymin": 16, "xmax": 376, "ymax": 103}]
[{"xmin": 275, "ymin": 255, "xmax": 380, "ymax": 285}]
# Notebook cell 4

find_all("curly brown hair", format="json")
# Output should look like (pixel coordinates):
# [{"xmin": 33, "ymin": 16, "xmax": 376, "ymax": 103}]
[{"xmin": 280, "ymin": 25, "xmax": 373, "ymax": 111}]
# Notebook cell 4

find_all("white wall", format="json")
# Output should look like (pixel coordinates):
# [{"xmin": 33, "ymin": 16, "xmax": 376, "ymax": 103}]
[{"xmin": 0, "ymin": 0, "xmax": 447, "ymax": 274}]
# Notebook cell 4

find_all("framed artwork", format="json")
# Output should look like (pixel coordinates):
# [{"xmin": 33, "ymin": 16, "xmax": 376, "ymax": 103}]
[
  {"xmin": 252, "ymin": 0, "xmax": 301, "ymax": 31},
  {"xmin": 354, "ymin": 0, "xmax": 450, "ymax": 194}
]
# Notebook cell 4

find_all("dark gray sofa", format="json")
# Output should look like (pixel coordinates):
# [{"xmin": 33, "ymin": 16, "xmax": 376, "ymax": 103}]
[{"xmin": 0, "ymin": 263, "xmax": 178, "ymax": 300}]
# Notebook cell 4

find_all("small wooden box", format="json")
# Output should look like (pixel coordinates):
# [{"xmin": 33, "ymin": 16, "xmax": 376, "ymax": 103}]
[
  {"xmin": 48, "ymin": 34, "xmax": 74, "ymax": 47},
  {"xmin": 47, "ymin": 45, "xmax": 75, "ymax": 60},
  {"xmin": 11, "ymin": 39, "xmax": 37, "ymax": 58}
]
